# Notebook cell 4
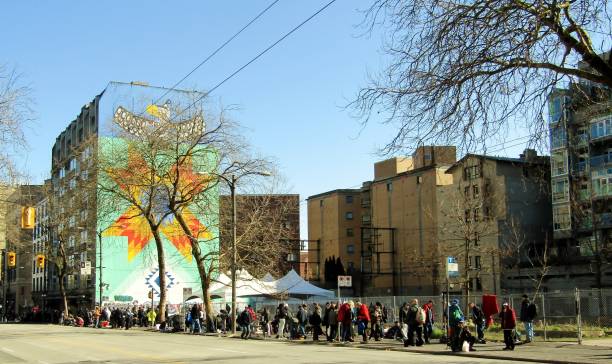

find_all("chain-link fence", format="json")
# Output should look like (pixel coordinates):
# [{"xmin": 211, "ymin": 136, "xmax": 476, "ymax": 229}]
[{"xmin": 237, "ymin": 288, "xmax": 612, "ymax": 343}]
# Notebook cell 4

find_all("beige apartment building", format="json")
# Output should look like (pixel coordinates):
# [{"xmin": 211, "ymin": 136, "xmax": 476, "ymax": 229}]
[
  {"xmin": 306, "ymin": 189, "xmax": 363, "ymax": 284},
  {"xmin": 308, "ymin": 146, "xmax": 552, "ymax": 297}
]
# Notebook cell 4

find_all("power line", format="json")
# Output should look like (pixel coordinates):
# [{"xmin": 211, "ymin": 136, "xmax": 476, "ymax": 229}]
[
  {"xmin": 145, "ymin": 0, "xmax": 282, "ymax": 112},
  {"xmin": 169, "ymin": 0, "xmax": 339, "ymax": 122}
]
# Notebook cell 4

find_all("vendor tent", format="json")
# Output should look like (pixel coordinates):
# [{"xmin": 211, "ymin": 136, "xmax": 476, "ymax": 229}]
[
  {"xmin": 272, "ymin": 269, "xmax": 335, "ymax": 298},
  {"xmin": 209, "ymin": 269, "xmax": 274, "ymax": 298},
  {"xmin": 261, "ymin": 273, "xmax": 275, "ymax": 282}
]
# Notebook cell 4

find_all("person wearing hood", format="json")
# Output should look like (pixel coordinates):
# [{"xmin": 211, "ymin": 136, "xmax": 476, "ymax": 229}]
[{"xmin": 448, "ymin": 299, "xmax": 464, "ymax": 351}]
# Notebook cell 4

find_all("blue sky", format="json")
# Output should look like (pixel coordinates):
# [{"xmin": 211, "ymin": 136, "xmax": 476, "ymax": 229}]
[{"xmin": 2, "ymin": 1, "xmax": 528, "ymax": 238}]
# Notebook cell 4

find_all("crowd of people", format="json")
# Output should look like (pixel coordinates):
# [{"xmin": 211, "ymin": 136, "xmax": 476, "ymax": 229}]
[{"xmin": 47, "ymin": 294, "xmax": 538, "ymax": 354}]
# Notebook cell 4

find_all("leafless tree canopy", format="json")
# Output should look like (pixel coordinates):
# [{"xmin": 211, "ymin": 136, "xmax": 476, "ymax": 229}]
[
  {"xmin": 0, "ymin": 65, "xmax": 32, "ymax": 184},
  {"xmin": 354, "ymin": 0, "xmax": 612, "ymax": 154}
]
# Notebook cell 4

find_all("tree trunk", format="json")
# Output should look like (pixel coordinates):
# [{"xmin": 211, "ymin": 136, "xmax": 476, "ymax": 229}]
[
  {"xmin": 58, "ymin": 271, "xmax": 68, "ymax": 317},
  {"xmin": 151, "ymin": 227, "xmax": 167, "ymax": 323},
  {"xmin": 174, "ymin": 211, "xmax": 215, "ymax": 328}
]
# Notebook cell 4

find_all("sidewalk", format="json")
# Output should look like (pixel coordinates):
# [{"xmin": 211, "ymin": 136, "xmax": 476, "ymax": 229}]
[{"xmin": 281, "ymin": 337, "xmax": 612, "ymax": 364}]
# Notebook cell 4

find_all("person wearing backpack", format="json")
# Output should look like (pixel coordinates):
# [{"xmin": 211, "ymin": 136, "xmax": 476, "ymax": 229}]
[
  {"xmin": 406, "ymin": 298, "xmax": 424, "ymax": 347},
  {"xmin": 448, "ymin": 299, "xmax": 464, "ymax": 351},
  {"xmin": 520, "ymin": 294, "xmax": 537, "ymax": 343}
]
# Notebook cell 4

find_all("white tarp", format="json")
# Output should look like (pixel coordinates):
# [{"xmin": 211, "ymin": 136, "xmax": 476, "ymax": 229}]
[{"xmin": 272, "ymin": 269, "xmax": 335, "ymax": 298}]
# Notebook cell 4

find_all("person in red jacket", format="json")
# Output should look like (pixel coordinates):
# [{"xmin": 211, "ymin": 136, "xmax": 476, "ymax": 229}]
[
  {"xmin": 337, "ymin": 301, "xmax": 354, "ymax": 342},
  {"xmin": 500, "ymin": 302, "xmax": 517, "ymax": 351},
  {"xmin": 356, "ymin": 301, "xmax": 371, "ymax": 343}
]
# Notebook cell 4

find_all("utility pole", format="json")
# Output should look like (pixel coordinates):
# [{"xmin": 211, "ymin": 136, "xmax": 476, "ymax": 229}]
[
  {"xmin": 98, "ymin": 230, "xmax": 103, "ymax": 308},
  {"xmin": 231, "ymin": 174, "xmax": 237, "ymax": 335}
]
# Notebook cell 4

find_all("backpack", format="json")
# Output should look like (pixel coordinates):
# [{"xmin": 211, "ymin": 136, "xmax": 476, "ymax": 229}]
[{"xmin": 416, "ymin": 307, "xmax": 426, "ymax": 324}]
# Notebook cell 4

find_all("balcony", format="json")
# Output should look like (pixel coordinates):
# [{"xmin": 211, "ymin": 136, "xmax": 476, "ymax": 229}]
[
  {"xmin": 595, "ymin": 213, "xmax": 612, "ymax": 229},
  {"xmin": 578, "ymin": 189, "xmax": 591, "ymax": 201},
  {"xmin": 590, "ymin": 154, "xmax": 611, "ymax": 168},
  {"xmin": 574, "ymin": 161, "xmax": 589, "ymax": 176},
  {"xmin": 593, "ymin": 184, "xmax": 612, "ymax": 199}
]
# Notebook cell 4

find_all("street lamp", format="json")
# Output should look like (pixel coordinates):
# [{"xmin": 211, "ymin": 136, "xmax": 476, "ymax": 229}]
[{"xmin": 216, "ymin": 170, "xmax": 271, "ymax": 335}]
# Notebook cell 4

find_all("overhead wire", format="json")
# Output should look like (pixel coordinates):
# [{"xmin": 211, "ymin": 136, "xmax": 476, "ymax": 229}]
[
  {"xmin": 139, "ymin": 0, "xmax": 282, "ymax": 116},
  {"xmin": 168, "ymin": 0, "xmax": 339, "ymax": 122}
]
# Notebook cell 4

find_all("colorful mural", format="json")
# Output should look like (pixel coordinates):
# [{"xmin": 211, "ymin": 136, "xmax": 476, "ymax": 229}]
[{"xmin": 95, "ymin": 82, "xmax": 218, "ymax": 305}]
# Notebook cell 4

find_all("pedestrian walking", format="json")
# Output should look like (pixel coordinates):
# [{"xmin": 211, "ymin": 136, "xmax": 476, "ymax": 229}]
[
  {"xmin": 190, "ymin": 304, "xmax": 201, "ymax": 334},
  {"xmin": 310, "ymin": 303, "xmax": 323, "ymax": 341},
  {"xmin": 297, "ymin": 304, "xmax": 308, "ymax": 339},
  {"xmin": 276, "ymin": 303, "xmax": 288, "ymax": 339},
  {"xmin": 500, "ymin": 302, "xmax": 517, "ymax": 351}
]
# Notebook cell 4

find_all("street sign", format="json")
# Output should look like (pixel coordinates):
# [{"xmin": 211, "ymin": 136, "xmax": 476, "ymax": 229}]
[
  {"xmin": 447, "ymin": 256, "xmax": 459, "ymax": 278},
  {"xmin": 337, "ymin": 275, "xmax": 352, "ymax": 287}
]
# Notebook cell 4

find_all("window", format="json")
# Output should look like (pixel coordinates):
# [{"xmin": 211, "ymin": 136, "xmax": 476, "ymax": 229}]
[
  {"xmin": 347, "ymin": 244, "xmax": 355, "ymax": 254},
  {"xmin": 464, "ymin": 165, "xmax": 480, "ymax": 180},
  {"xmin": 550, "ymin": 126, "xmax": 567, "ymax": 149},
  {"xmin": 416, "ymin": 176, "xmax": 423, "ymax": 184},
  {"xmin": 69, "ymin": 178, "xmax": 76, "ymax": 190},
  {"xmin": 464, "ymin": 209, "xmax": 471, "ymax": 223},
  {"xmin": 473, "ymin": 208, "xmax": 480, "ymax": 221},
  {"xmin": 590, "ymin": 116, "xmax": 612, "ymax": 140},
  {"xmin": 474, "ymin": 277, "xmax": 482, "ymax": 291},
  {"xmin": 80, "ymin": 229, "xmax": 88, "ymax": 244},
  {"xmin": 345, "ymin": 212, "xmax": 353, "ymax": 220},
  {"xmin": 68, "ymin": 215, "xmax": 76, "ymax": 228},
  {"xmin": 464, "ymin": 186, "xmax": 470, "ymax": 197},
  {"xmin": 473, "ymin": 185, "xmax": 479, "ymax": 198},
  {"xmin": 553, "ymin": 205, "xmax": 571, "ymax": 231},
  {"xmin": 551, "ymin": 151, "xmax": 568, "ymax": 176},
  {"xmin": 68, "ymin": 235, "xmax": 76, "ymax": 247},
  {"xmin": 552, "ymin": 178, "xmax": 569, "ymax": 203},
  {"xmin": 474, "ymin": 256, "xmax": 481, "ymax": 269},
  {"xmin": 346, "ymin": 228, "xmax": 354, "ymax": 237},
  {"xmin": 386, "ymin": 182, "xmax": 393, "ymax": 191},
  {"xmin": 345, "ymin": 195, "xmax": 353, "ymax": 204}
]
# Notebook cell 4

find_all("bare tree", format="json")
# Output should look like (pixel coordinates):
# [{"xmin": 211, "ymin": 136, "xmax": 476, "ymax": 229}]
[
  {"xmin": 96, "ymin": 119, "xmax": 180, "ymax": 322},
  {"xmin": 501, "ymin": 216, "xmax": 551, "ymax": 298},
  {"xmin": 354, "ymin": 0, "xmax": 612, "ymax": 154},
  {"xmin": 0, "ymin": 65, "xmax": 32, "ymax": 184},
  {"xmin": 439, "ymin": 180, "xmax": 499, "ymax": 304},
  {"xmin": 158, "ymin": 107, "xmax": 296, "ymax": 330}
]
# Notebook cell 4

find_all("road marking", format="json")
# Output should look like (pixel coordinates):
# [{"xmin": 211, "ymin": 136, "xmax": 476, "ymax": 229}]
[
  {"xmin": 2, "ymin": 347, "xmax": 15, "ymax": 353},
  {"xmin": 210, "ymin": 347, "xmax": 246, "ymax": 354}
]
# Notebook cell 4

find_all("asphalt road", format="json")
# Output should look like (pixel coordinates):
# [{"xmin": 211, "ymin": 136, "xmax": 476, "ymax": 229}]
[{"xmin": 0, "ymin": 324, "xmax": 525, "ymax": 364}]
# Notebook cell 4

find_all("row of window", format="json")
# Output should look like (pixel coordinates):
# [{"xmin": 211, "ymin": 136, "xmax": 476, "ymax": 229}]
[{"xmin": 591, "ymin": 116, "xmax": 612, "ymax": 140}]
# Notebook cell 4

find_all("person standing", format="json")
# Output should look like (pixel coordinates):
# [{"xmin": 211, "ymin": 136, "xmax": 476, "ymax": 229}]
[
  {"xmin": 422, "ymin": 300, "xmax": 434, "ymax": 344},
  {"xmin": 297, "ymin": 304, "xmax": 308, "ymax": 339},
  {"xmin": 406, "ymin": 299, "xmax": 424, "ymax": 347},
  {"xmin": 190, "ymin": 304, "xmax": 201, "ymax": 334},
  {"xmin": 239, "ymin": 306, "xmax": 251, "ymax": 339},
  {"xmin": 500, "ymin": 302, "xmax": 517, "ymax": 351},
  {"xmin": 322, "ymin": 302, "xmax": 331, "ymax": 338},
  {"xmin": 147, "ymin": 308, "xmax": 157, "ymax": 328},
  {"xmin": 310, "ymin": 303, "xmax": 323, "ymax": 341},
  {"xmin": 338, "ymin": 301, "xmax": 354, "ymax": 342},
  {"xmin": 469, "ymin": 302, "xmax": 486, "ymax": 344},
  {"xmin": 356, "ymin": 301, "xmax": 371, "ymax": 343},
  {"xmin": 448, "ymin": 299, "xmax": 464, "ymax": 351},
  {"xmin": 520, "ymin": 295, "xmax": 536, "ymax": 343},
  {"xmin": 260, "ymin": 307, "xmax": 270, "ymax": 338},
  {"xmin": 327, "ymin": 303, "xmax": 338, "ymax": 342},
  {"xmin": 370, "ymin": 303, "xmax": 383, "ymax": 341},
  {"xmin": 276, "ymin": 303, "xmax": 288, "ymax": 339}
]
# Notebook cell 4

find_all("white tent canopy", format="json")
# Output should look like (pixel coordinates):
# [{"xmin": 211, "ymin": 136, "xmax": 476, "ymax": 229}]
[
  {"xmin": 271, "ymin": 269, "xmax": 335, "ymax": 298},
  {"xmin": 209, "ymin": 269, "xmax": 274, "ymax": 298},
  {"xmin": 261, "ymin": 273, "xmax": 275, "ymax": 282}
]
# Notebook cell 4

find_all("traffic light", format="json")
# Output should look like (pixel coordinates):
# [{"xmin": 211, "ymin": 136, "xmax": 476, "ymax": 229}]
[
  {"xmin": 148, "ymin": 290, "xmax": 153, "ymax": 299},
  {"xmin": 21, "ymin": 206, "xmax": 35, "ymax": 229},
  {"xmin": 36, "ymin": 254, "xmax": 45, "ymax": 268},
  {"xmin": 7, "ymin": 251, "xmax": 16, "ymax": 267}
]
